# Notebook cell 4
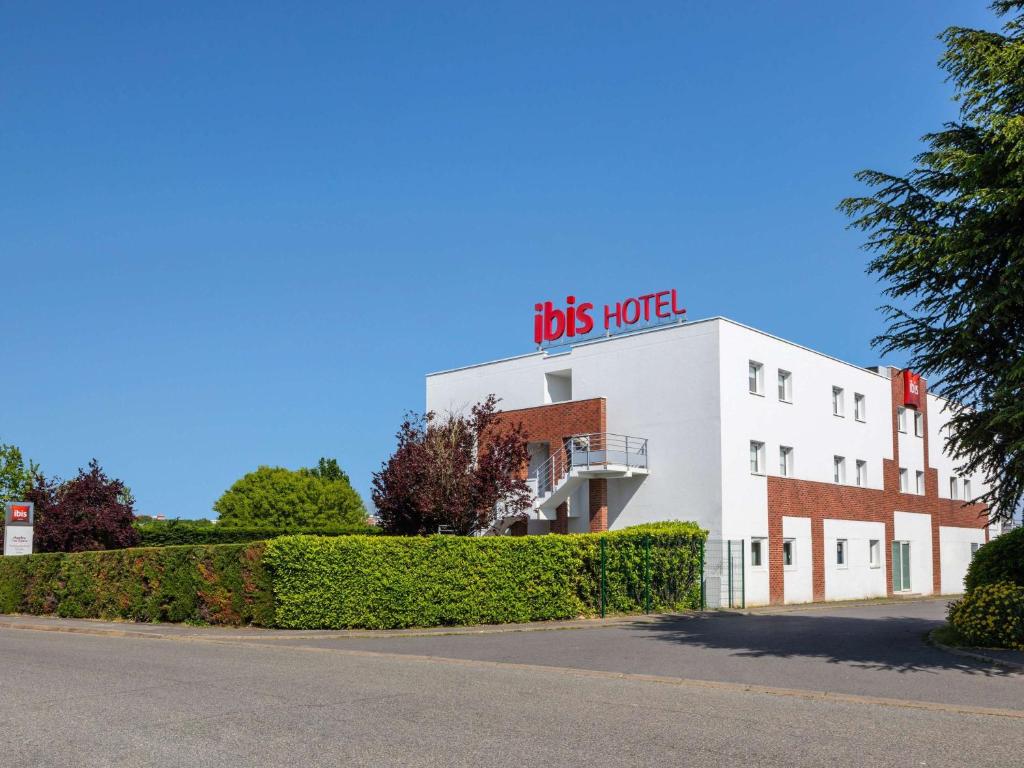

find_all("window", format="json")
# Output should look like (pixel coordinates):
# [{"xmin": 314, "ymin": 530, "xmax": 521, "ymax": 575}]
[
  {"xmin": 856, "ymin": 459, "xmax": 868, "ymax": 487},
  {"xmin": 899, "ymin": 467, "xmax": 909, "ymax": 492},
  {"xmin": 751, "ymin": 538, "xmax": 765, "ymax": 568},
  {"xmin": 897, "ymin": 407, "xmax": 907, "ymax": 433},
  {"xmin": 749, "ymin": 441, "xmax": 765, "ymax": 474},
  {"xmin": 779, "ymin": 446, "xmax": 793, "ymax": 477},
  {"xmin": 916, "ymin": 470, "xmax": 925, "ymax": 495},
  {"xmin": 950, "ymin": 476, "xmax": 959, "ymax": 500},
  {"xmin": 832, "ymin": 386, "xmax": 845, "ymax": 417},
  {"xmin": 971, "ymin": 542, "xmax": 981, "ymax": 557},
  {"xmin": 749, "ymin": 361, "xmax": 764, "ymax": 395},
  {"xmin": 869, "ymin": 539, "xmax": 881, "ymax": 568},
  {"xmin": 964, "ymin": 479, "xmax": 972, "ymax": 500},
  {"xmin": 833, "ymin": 455, "xmax": 846, "ymax": 484},
  {"xmin": 782, "ymin": 538, "xmax": 795, "ymax": 568},
  {"xmin": 544, "ymin": 370, "xmax": 572, "ymax": 403},
  {"xmin": 778, "ymin": 370, "xmax": 792, "ymax": 402},
  {"xmin": 836, "ymin": 539, "xmax": 848, "ymax": 568},
  {"xmin": 854, "ymin": 393, "xmax": 866, "ymax": 422},
  {"xmin": 914, "ymin": 411, "xmax": 924, "ymax": 437}
]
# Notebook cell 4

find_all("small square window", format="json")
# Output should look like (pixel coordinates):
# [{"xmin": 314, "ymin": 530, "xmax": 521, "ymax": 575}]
[
  {"xmin": 832, "ymin": 386, "xmax": 845, "ymax": 417},
  {"xmin": 833, "ymin": 455, "xmax": 846, "ymax": 484},
  {"xmin": 836, "ymin": 539, "xmax": 848, "ymax": 568},
  {"xmin": 751, "ymin": 538, "xmax": 766, "ymax": 568},
  {"xmin": 856, "ymin": 459, "xmax": 867, "ymax": 487},
  {"xmin": 897, "ymin": 407, "xmax": 907, "ymax": 433},
  {"xmin": 750, "ymin": 440, "xmax": 765, "ymax": 474},
  {"xmin": 914, "ymin": 411, "xmax": 924, "ymax": 437},
  {"xmin": 971, "ymin": 542, "xmax": 981, "ymax": 556},
  {"xmin": 869, "ymin": 539, "xmax": 881, "ymax": 568},
  {"xmin": 916, "ymin": 470, "xmax": 925, "ymax": 495},
  {"xmin": 949, "ymin": 476, "xmax": 959, "ymax": 500},
  {"xmin": 779, "ymin": 446, "xmax": 793, "ymax": 477},
  {"xmin": 854, "ymin": 393, "xmax": 866, "ymax": 422},
  {"xmin": 749, "ymin": 361, "xmax": 764, "ymax": 395},
  {"xmin": 783, "ymin": 538, "xmax": 795, "ymax": 569},
  {"xmin": 778, "ymin": 370, "xmax": 792, "ymax": 402},
  {"xmin": 899, "ymin": 468, "xmax": 909, "ymax": 493}
]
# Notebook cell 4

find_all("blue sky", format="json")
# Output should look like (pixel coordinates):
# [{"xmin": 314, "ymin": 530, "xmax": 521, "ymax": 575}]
[{"xmin": 0, "ymin": 1, "xmax": 996, "ymax": 518}]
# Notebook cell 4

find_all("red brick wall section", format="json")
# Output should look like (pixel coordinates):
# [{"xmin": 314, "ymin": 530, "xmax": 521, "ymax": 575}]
[
  {"xmin": 493, "ymin": 398, "xmax": 606, "ymax": 535},
  {"xmin": 767, "ymin": 370, "xmax": 988, "ymax": 604},
  {"xmin": 588, "ymin": 478, "xmax": 608, "ymax": 532}
]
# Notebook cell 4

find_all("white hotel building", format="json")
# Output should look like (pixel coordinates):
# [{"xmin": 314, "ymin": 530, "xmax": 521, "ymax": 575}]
[{"xmin": 426, "ymin": 317, "xmax": 994, "ymax": 606}]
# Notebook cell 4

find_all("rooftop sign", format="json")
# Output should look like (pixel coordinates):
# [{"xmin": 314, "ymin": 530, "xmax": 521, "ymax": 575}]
[{"xmin": 534, "ymin": 289, "xmax": 686, "ymax": 347}]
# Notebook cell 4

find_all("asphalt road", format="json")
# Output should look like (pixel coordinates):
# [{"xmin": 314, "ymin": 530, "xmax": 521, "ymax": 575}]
[{"xmin": 0, "ymin": 599, "xmax": 1021, "ymax": 768}]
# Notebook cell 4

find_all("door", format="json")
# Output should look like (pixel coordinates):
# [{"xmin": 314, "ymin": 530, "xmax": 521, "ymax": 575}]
[{"xmin": 892, "ymin": 541, "xmax": 911, "ymax": 592}]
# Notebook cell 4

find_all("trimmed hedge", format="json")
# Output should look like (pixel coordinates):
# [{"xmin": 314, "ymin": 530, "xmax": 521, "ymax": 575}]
[
  {"xmin": 0, "ymin": 543, "xmax": 273, "ymax": 625},
  {"xmin": 964, "ymin": 526, "xmax": 1024, "ymax": 591},
  {"xmin": 265, "ymin": 522, "xmax": 706, "ymax": 629},
  {"xmin": 948, "ymin": 582, "xmax": 1024, "ymax": 650},
  {"xmin": 136, "ymin": 523, "xmax": 377, "ymax": 547}
]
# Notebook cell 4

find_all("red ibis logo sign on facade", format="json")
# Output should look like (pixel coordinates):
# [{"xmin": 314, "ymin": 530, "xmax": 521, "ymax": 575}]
[
  {"xmin": 903, "ymin": 370, "xmax": 923, "ymax": 409},
  {"xmin": 534, "ymin": 289, "xmax": 686, "ymax": 345}
]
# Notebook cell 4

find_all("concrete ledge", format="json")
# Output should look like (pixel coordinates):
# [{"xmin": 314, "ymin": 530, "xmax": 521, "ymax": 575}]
[{"xmin": 926, "ymin": 628, "xmax": 1024, "ymax": 672}]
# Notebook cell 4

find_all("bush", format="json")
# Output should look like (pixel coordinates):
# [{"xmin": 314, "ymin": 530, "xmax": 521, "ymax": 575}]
[
  {"xmin": 948, "ymin": 581, "xmax": 1024, "ymax": 650},
  {"xmin": 964, "ymin": 526, "xmax": 1024, "ymax": 591},
  {"xmin": 266, "ymin": 521, "xmax": 706, "ymax": 629},
  {"xmin": 136, "ymin": 520, "xmax": 377, "ymax": 547},
  {"xmin": 0, "ymin": 543, "xmax": 273, "ymax": 625}
]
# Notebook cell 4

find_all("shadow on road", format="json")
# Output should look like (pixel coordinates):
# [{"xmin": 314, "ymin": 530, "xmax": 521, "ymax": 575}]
[{"xmin": 638, "ymin": 611, "xmax": 1017, "ymax": 677}]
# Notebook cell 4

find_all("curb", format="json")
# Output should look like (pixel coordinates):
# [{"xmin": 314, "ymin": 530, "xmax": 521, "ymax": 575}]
[{"xmin": 925, "ymin": 628, "xmax": 1024, "ymax": 672}]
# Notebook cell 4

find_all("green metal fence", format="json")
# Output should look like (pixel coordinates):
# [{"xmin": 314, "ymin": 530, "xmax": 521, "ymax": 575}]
[{"xmin": 700, "ymin": 538, "xmax": 745, "ymax": 609}]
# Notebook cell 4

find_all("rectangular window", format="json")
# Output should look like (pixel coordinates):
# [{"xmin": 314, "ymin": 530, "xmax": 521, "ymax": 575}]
[
  {"xmin": 783, "ymin": 538, "xmax": 795, "ymax": 568},
  {"xmin": 971, "ymin": 542, "xmax": 981, "ymax": 556},
  {"xmin": 916, "ymin": 470, "xmax": 925, "ymax": 495},
  {"xmin": 856, "ymin": 459, "xmax": 867, "ymax": 487},
  {"xmin": 914, "ymin": 411, "xmax": 924, "ymax": 437},
  {"xmin": 836, "ymin": 539, "xmax": 848, "ymax": 568},
  {"xmin": 832, "ymin": 386, "xmax": 844, "ymax": 417},
  {"xmin": 964, "ymin": 479, "xmax": 972, "ymax": 500},
  {"xmin": 854, "ymin": 393, "xmax": 866, "ymax": 422},
  {"xmin": 751, "ymin": 538, "xmax": 765, "ymax": 568},
  {"xmin": 778, "ymin": 370, "xmax": 792, "ymax": 402},
  {"xmin": 833, "ymin": 455, "xmax": 846, "ymax": 484},
  {"xmin": 779, "ymin": 446, "xmax": 793, "ymax": 477},
  {"xmin": 897, "ymin": 407, "xmax": 907, "ymax": 433},
  {"xmin": 899, "ymin": 468, "xmax": 909, "ymax": 492},
  {"xmin": 950, "ymin": 476, "xmax": 959, "ymax": 500},
  {"xmin": 869, "ymin": 539, "xmax": 881, "ymax": 568},
  {"xmin": 750, "ymin": 440, "xmax": 764, "ymax": 474},
  {"xmin": 749, "ymin": 361, "xmax": 764, "ymax": 395}
]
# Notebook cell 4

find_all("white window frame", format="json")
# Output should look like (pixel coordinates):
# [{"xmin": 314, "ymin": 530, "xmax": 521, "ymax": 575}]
[
  {"xmin": 836, "ymin": 539, "xmax": 848, "ymax": 569},
  {"xmin": 855, "ymin": 459, "xmax": 867, "ymax": 487},
  {"xmin": 914, "ymin": 411, "xmax": 924, "ymax": 437},
  {"xmin": 949, "ymin": 476, "xmax": 959, "ymax": 500},
  {"xmin": 778, "ymin": 370, "xmax": 792, "ymax": 403},
  {"xmin": 854, "ymin": 392, "xmax": 866, "ymax": 422},
  {"xmin": 782, "ymin": 538, "xmax": 796, "ymax": 570},
  {"xmin": 971, "ymin": 542, "xmax": 981, "ymax": 557},
  {"xmin": 749, "ymin": 361, "xmax": 764, "ymax": 396},
  {"xmin": 833, "ymin": 455, "xmax": 846, "ymax": 484},
  {"xmin": 750, "ymin": 440, "xmax": 765, "ymax": 475},
  {"xmin": 869, "ymin": 539, "xmax": 881, "ymax": 569},
  {"xmin": 750, "ymin": 537, "xmax": 767, "ymax": 569},
  {"xmin": 916, "ymin": 470, "xmax": 925, "ymax": 495},
  {"xmin": 964, "ymin": 479, "xmax": 972, "ymax": 501},
  {"xmin": 897, "ymin": 407, "xmax": 907, "ymax": 433},
  {"xmin": 779, "ymin": 446, "xmax": 793, "ymax": 477},
  {"xmin": 899, "ymin": 467, "xmax": 909, "ymax": 493},
  {"xmin": 832, "ymin": 386, "xmax": 845, "ymax": 417}
]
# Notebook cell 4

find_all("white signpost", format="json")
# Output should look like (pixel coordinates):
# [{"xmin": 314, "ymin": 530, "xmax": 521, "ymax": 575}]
[{"xmin": 3, "ymin": 501, "xmax": 34, "ymax": 556}]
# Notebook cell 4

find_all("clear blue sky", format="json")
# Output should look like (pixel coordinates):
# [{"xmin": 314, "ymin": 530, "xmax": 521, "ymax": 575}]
[{"xmin": 0, "ymin": 1, "xmax": 996, "ymax": 518}]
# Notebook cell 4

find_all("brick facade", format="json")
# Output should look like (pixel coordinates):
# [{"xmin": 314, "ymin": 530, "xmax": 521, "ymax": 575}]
[{"xmin": 767, "ymin": 370, "xmax": 988, "ymax": 604}]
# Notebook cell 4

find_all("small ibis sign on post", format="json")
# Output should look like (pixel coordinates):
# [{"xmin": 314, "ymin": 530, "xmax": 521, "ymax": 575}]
[{"xmin": 4, "ymin": 501, "xmax": 34, "ymax": 556}]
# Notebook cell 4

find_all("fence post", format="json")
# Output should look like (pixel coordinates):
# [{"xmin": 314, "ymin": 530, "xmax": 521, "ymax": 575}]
[
  {"xmin": 600, "ymin": 537, "xmax": 607, "ymax": 618},
  {"xmin": 699, "ymin": 538, "xmax": 705, "ymax": 610},
  {"xmin": 644, "ymin": 534, "xmax": 651, "ymax": 614},
  {"xmin": 727, "ymin": 541, "xmax": 734, "ymax": 609},
  {"xmin": 741, "ymin": 538, "xmax": 746, "ymax": 610}
]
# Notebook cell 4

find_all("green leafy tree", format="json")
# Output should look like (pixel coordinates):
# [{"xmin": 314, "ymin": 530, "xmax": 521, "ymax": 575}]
[
  {"xmin": 213, "ymin": 458, "xmax": 368, "ymax": 528},
  {"xmin": 841, "ymin": 1, "xmax": 1024, "ymax": 522},
  {"xmin": 0, "ymin": 440, "xmax": 37, "ymax": 503}
]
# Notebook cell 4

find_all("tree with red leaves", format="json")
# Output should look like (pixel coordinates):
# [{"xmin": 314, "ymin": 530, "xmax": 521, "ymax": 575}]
[
  {"xmin": 27, "ymin": 460, "xmax": 141, "ymax": 552},
  {"xmin": 372, "ymin": 395, "xmax": 532, "ymax": 535}
]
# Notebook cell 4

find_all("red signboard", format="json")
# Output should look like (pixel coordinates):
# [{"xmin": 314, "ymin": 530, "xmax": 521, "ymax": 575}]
[
  {"xmin": 10, "ymin": 505, "xmax": 29, "ymax": 522},
  {"xmin": 534, "ymin": 289, "xmax": 686, "ymax": 345},
  {"xmin": 903, "ymin": 370, "xmax": 922, "ymax": 408}
]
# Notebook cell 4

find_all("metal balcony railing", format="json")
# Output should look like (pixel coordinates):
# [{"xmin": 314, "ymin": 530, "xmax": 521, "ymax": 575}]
[{"xmin": 534, "ymin": 432, "xmax": 648, "ymax": 498}]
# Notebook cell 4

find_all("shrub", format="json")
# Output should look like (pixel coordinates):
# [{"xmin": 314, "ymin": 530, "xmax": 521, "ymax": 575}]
[
  {"xmin": 266, "ymin": 521, "xmax": 706, "ymax": 629},
  {"xmin": 947, "ymin": 581, "xmax": 1024, "ymax": 650},
  {"xmin": 135, "ymin": 520, "xmax": 377, "ymax": 547},
  {"xmin": 964, "ymin": 526, "xmax": 1024, "ymax": 591},
  {"xmin": 0, "ymin": 543, "xmax": 272, "ymax": 625}
]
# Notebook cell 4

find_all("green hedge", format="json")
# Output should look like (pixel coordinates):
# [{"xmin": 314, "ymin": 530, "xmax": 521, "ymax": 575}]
[
  {"xmin": 0, "ymin": 543, "xmax": 273, "ymax": 625},
  {"xmin": 947, "ymin": 582, "xmax": 1024, "ymax": 650},
  {"xmin": 964, "ymin": 526, "xmax": 1024, "ymax": 591},
  {"xmin": 136, "ymin": 522, "xmax": 377, "ymax": 547},
  {"xmin": 265, "ymin": 522, "xmax": 706, "ymax": 629}
]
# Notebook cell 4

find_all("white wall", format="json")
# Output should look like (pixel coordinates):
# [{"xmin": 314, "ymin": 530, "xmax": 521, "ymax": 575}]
[
  {"xmin": 939, "ymin": 525, "xmax": 986, "ymax": 594},
  {"xmin": 927, "ymin": 394, "xmax": 988, "ymax": 502},
  {"xmin": 893, "ymin": 511, "xmax": 934, "ymax": 595},
  {"xmin": 823, "ymin": 519, "xmax": 887, "ymax": 601},
  {"xmin": 782, "ymin": 516, "xmax": 813, "ymax": 604}
]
